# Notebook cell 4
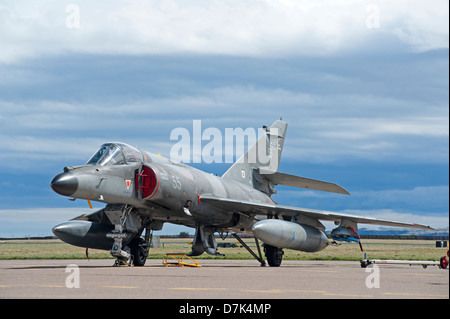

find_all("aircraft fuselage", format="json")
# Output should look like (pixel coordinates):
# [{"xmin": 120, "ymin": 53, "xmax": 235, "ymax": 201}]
[{"xmin": 51, "ymin": 151, "xmax": 273, "ymax": 232}]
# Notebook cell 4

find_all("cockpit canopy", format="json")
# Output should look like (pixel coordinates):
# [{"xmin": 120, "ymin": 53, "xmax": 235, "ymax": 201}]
[{"xmin": 86, "ymin": 142, "xmax": 143, "ymax": 166}]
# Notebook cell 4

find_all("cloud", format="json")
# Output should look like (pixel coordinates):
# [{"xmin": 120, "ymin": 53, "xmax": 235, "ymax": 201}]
[
  {"xmin": 1, "ymin": 72, "xmax": 448, "ymax": 170},
  {"xmin": 386, "ymin": 1, "xmax": 450, "ymax": 52},
  {"xmin": 354, "ymin": 186, "xmax": 450, "ymax": 210},
  {"xmin": 0, "ymin": 0, "xmax": 448, "ymax": 64}
]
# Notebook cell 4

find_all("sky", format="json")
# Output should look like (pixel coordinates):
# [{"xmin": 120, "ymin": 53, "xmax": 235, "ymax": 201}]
[{"xmin": 0, "ymin": 0, "xmax": 448, "ymax": 237}]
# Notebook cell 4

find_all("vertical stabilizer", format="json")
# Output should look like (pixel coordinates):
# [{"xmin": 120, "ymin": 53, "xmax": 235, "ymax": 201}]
[{"xmin": 222, "ymin": 120, "xmax": 287, "ymax": 194}]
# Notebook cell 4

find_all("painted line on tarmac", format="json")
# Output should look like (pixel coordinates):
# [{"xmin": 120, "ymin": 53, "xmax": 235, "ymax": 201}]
[
  {"xmin": 169, "ymin": 287, "xmax": 228, "ymax": 291},
  {"xmin": 103, "ymin": 285, "xmax": 139, "ymax": 289},
  {"xmin": 322, "ymin": 293, "xmax": 373, "ymax": 298},
  {"xmin": 383, "ymin": 292, "xmax": 448, "ymax": 298},
  {"xmin": 244, "ymin": 289, "xmax": 373, "ymax": 298}
]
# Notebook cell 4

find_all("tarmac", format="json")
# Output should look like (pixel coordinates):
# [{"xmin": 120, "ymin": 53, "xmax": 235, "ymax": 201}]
[{"xmin": 0, "ymin": 259, "xmax": 448, "ymax": 299}]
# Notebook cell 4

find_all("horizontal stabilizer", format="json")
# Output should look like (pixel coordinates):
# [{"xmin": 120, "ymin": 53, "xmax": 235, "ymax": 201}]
[{"xmin": 259, "ymin": 169, "xmax": 350, "ymax": 195}]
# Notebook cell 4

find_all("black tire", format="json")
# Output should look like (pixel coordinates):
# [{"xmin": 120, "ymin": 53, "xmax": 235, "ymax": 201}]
[
  {"xmin": 440, "ymin": 256, "xmax": 448, "ymax": 269},
  {"xmin": 264, "ymin": 244, "xmax": 283, "ymax": 267},
  {"xmin": 130, "ymin": 237, "xmax": 148, "ymax": 267}
]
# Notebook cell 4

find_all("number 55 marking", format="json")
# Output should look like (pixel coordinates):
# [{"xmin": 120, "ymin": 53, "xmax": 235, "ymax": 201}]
[{"xmin": 172, "ymin": 176, "xmax": 181, "ymax": 189}]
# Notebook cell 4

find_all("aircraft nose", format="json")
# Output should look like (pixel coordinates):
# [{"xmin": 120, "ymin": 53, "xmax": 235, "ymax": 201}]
[{"xmin": 50, "ymin": 172, "xmax": 78, "ymax": 196}]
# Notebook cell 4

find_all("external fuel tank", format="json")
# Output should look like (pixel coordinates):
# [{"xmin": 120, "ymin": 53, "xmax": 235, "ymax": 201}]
[{"xmin": 252, "ymin": 219, "xmax": 329, "ymax": 252}]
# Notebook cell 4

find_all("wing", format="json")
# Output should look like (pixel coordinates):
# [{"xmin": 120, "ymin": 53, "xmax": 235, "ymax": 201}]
[{"xmin": 200, "ymin": 195, "xmax": 434, "ymax": 230}]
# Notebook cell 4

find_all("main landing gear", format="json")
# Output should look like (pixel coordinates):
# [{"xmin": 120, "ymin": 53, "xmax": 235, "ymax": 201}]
[
  {"xmin": 232, "ymin": 234, "xmax": 285, "ymax": 267},
  {"xmin": 110, "ymin": 230, "xmax": 151, "ymax": 267},
  {"xmin": 264, "ymin": 244, "xmax": 284, "ymax": 267},
  {"xmin": 105, "ymin": 204, "xmax": 151, "ymax": 267}
]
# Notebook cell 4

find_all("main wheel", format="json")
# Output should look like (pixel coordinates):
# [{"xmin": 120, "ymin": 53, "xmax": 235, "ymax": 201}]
[
  {"xmin": 264, "ymin": 244, "xmax": 283, "ymax": 267},
  {"xmin": 129, "ymin": 237, "xmax": 148, "ymax": 267},
  {"xmin": 440, "ymin": 255, "xmax": 448, "ymax": 269}
]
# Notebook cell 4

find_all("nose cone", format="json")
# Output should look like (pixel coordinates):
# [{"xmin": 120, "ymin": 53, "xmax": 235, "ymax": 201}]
[{"xmin": 50, "ymin": 172, "xmax": 78, "ymax": 196}]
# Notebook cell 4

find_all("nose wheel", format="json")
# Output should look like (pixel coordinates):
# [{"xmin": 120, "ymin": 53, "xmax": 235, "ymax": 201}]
[
  {"xmin": 105, "ymin": 205, "xmax": 151, "ymax": 267},
  {"xmin": 129, "ymin": 237, "xmax": 149, "ymax": 267}
]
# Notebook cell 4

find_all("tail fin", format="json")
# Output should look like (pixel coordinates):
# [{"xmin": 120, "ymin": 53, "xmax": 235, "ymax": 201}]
[
  {"xmin": 222, "ymin": 119, "xmax": 350, "ymax": 197},
  {"xmin": 222, "ymin": 120, "xmax": 288, "ymax": 194}
]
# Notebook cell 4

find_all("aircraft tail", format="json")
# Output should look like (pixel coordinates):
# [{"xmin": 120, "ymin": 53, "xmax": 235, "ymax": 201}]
[
  {"xmin": 222, "ymin": 119, "xmax": 288, "ymax": 195},
  {"xmin": 222, "ymin": 119, "xmax": 350, "ymax": 196}
]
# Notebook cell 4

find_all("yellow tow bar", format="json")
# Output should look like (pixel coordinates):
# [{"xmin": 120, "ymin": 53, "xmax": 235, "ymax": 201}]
[{"xmin": 163, "ymin": 253, "xmax": 202, "ymax": 268}]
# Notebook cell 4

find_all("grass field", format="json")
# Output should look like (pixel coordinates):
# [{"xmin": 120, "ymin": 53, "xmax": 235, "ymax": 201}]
[{"xmin": 0, "ymin": 238, "xmax": 447, "ymax": 262}]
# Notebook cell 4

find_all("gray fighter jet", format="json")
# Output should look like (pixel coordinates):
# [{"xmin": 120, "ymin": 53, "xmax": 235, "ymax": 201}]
[{"xmin": 51, "ymin": 120, "xmax": 433, "ymax": 267}]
